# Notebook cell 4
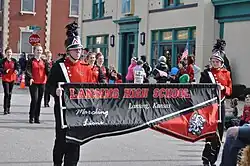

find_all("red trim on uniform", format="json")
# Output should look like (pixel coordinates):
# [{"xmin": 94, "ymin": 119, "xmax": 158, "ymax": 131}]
[{"xmin": 2, "ymin": 60, "xmax": 17, "ymax": 82}]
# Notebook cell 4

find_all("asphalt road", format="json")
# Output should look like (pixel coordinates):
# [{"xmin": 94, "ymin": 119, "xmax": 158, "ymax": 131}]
[{"xmin": 0, "ymin": 85, "xmax": 238, "ymax": 166}]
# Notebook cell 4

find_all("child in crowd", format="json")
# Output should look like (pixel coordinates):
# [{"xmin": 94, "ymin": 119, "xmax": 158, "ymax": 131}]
[
  {"xmin": 133, "ymin": 60, "xmax": 146, "ymax": 84},
  {"xmin": 240, "ymin": 95, "xmax": 250, "ymax": 126},
  {"xmin": 168, "ymin": 67, "xmax": 179, "ymax": 83},
  {"xmin": 109, "ymin": 70, "xmax": 122, "ymax": 84}
]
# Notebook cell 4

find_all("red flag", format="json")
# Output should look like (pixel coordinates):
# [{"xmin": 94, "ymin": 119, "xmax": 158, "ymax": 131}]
[{"xmin": 152, "ymin": 103, "xmax": 219, "ymax": 142}]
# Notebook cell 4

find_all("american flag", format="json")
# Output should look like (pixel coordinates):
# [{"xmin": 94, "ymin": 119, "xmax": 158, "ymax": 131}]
[{"xmin": 181, "ymin": 42, "xmax": 189, "ymax": 60}]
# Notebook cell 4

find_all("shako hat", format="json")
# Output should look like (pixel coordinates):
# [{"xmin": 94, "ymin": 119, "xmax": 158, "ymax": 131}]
[
  {"xmin": 210, "ymin": 39, "xmax": 226, "ymax": 63},
  {"xmin": 64, "ymin": 21, "xmax": 83, "ymax": 51}
]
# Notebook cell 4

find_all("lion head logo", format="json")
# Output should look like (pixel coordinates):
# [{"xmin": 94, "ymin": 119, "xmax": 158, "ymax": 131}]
[{"xmin": 188, "ymin": 112, "xmax": 206, "ymax": 136}]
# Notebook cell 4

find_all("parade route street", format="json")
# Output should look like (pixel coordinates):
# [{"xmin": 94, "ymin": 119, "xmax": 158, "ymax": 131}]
[{"xmin": 0, "ymin": 85, "xmax": 230, "ymax": 166}]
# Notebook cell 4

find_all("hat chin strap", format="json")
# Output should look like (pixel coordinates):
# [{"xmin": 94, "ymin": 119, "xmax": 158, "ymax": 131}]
[{"xmin": 69, "ymin": 54, "xmax": 79, "ymax": 61}]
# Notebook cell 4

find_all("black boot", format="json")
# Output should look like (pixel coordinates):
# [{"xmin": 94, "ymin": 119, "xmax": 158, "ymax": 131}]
[
  {"xmin": 7, "ymin": 108, "xmax": 10, "ymax": 114},
  {"xmin": 34, "ymin": 118, "xmax": 40, "ymax": 124},
  {"xmin": 29, "ymin": 118, "xmax": 34, "ymax": 124},
  {"xmin": 4, "ymin": 110, "xmax": 7, "ymax": 115}
]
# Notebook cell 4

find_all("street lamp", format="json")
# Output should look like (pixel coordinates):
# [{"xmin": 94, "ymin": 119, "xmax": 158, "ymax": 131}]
[
  {"xmin": 140, "ymin": 32, "xmax": 145, "ymax": 46},
  {"xmin": 110, "ymin": 35, "xmax": 115, "ymax": 47}
]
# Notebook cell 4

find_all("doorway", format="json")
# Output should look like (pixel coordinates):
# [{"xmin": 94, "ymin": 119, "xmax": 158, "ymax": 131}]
[{"xmin": 121, "ymin": 32, "xmax": 135, "ymax": 81}]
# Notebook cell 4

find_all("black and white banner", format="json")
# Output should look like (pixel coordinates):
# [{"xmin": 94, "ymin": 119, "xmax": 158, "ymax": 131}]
[{"xmin": 59, "ymin": 83, "xmax": 220, "ymax": 145}]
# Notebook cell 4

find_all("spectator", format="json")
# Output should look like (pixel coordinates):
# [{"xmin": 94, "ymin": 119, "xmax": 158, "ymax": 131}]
[
  {"xmin": 19, "ymin": 52, "xmax": 27, "ymax": 73},
  {"xmin": 152, "ymin": 56, "xmax": 169, "ymax": 83},
  {"xmin": 125, "ymin": 57, "xmax": 137, "ymax": 83},
  {"xmin": 109, "ymin": 69, "xmax": 122, "ymax": 84},
  {"xmin": 240, "ymin": 95, "xmax": 250, "ymax": 126},
  {"xmin": 133, "ymin": 60, "xmax": 146, "ymax": 84},
  {"xmin": 185, "ymin": 56, "xmax": 194, "ymax": 83},
  {"xmin": 169, "ymin": 67, "xmax": 179, "ymax": 83},
  {"xmin": 140, "ymin": 55, "xmax": 151, "ymax": 83}
]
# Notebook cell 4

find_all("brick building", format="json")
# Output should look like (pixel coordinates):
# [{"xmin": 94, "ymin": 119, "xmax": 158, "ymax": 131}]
[{"xmin": 2, "ymin": 0, "xmax": 81, "ymax": 59}]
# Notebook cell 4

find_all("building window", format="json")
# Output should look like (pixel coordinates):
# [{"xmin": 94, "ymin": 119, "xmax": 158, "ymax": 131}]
[
  {"xmin": 20, "ymin": 31, "xmax": 33, "ymax": 53},
  {"xmin": 21, "ymin": 0, "xmax": 35, "ymax": 12},
  {"xmin": 121, "ymin": 0, "xmax": 134, "ymax": 15},
  {"xmin": 163, "ymin": 0, "xmax": 184, "ymax": 8},
  {"xmin": 162, "ymin": 31, "xmax": 172, "ymax": 40},
  {"xmin": 87, "ymin": 35, "xmax": 109, "ymax": 66},
  {"xmin": 151, "ymin": 27, "xmax": 196, "ymax": 68},
  {"xmin": 0, "ymin": 0, "xmax": 3, "ymax": 11},
  {"xmin": 176, "ymin": 30, "xmax": 188, "ymax": 40},
  {"xmin": 70, "ymin": 0, "xmax": 79, "ymax": 17},
  {"xmin": 92, "ymin": 0, "xmax": 105, "ymax": 19}
]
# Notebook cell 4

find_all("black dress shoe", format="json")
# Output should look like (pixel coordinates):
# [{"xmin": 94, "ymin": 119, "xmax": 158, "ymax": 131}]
[
  {"xmin": 44, "ymin": 104, "xmax": 50, "ymax": 107},
  {"xmin": 7, "ymin": 108, "xmax": 10, "ymax": 114},
  {"xmin": 4, "ymin": 111, "xmax": 7, "ymax": 115},
  {"xmin": 29, "ymin": 118, "xmax": 34, "ymax": 124},
  {"xmin": 34, "ymin": 119, "xmax": 40, "ymax": 124}
]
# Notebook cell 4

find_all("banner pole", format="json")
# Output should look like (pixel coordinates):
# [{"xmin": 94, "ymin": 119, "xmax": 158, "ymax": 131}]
[
  {"xmin": 58, "ymin": 82, "xmax": 68, "ymax": 129},
  {"xmin": 218, "ymin": 85, "xmax": 222, "ymax": 123}
]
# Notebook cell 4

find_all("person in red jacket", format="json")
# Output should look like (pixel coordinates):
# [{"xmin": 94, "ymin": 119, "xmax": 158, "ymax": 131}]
[
  {"xmin": 240, "ymin": 95, "xmax": 250, "ymax": 126},
  {"xmin": 87, "ymin": 52, "xmax": 106, "ymax": 83},
  {"xmin": 25, "ymin": 43, "xmax": 50, "ymax": 124},
  {"xmin": 200, "ymin": 46, "xmax": 232, "ymax": 166},
  {"xmin": 96, "ymin": 52, "xmax": 110, "ymax": 81},
  {"xmin": 0, "ymin": 47, "xmax": 19, "ymax": 114},
  {"xmin": 185, "ymin": 56, "xmax": 194, "ymax": 82}
]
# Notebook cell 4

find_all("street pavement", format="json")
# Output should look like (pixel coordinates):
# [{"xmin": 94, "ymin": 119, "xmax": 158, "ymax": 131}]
[{"xmin": 0, "ymin": 84, "xmax": 243, "ymax": 166}]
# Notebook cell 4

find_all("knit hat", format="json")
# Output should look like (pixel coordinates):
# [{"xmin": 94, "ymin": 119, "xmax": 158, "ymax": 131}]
[
  {"xmin": 64, "ymin": 21, "xmax": 83, "ymax": 51},
  {"xmin": 158, "ymin": 56, "xmax": 166, "ymax": 63},
  {"xmin": 179, "ymin": 74, "xmax": 190, "ymax": 83},
  {"xmin": 170, "ymin": 67, "xmax": 179, "ymax": 76}
]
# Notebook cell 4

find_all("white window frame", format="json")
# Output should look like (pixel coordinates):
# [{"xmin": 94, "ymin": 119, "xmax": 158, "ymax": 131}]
[
  {"xmin": 20, "ymin": 0, "xmax": 36, "ymax": 15},
  {"xmin": 121, "ymin": 0, "xmax": 134, "ymax": 16},
  {"xmin": 69, "ymin": 0, "xmax": 79, "ymax": 18},
  {"xmin": 19, "ymin": 27, "xmax": 34, "ymax": 54}
]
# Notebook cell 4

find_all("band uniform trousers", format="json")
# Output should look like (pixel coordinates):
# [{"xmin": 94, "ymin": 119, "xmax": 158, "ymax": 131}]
[
  {"xmin": 29, "ymin": 84, "xmax": 45, "ymax": 120},
  {"xmin": 2, "ymin": 81, "xmax": 14, "ymax": 113},
  {"xmin": 53, "ymin": 97, "xmax": 80, "ymax": 166},
  {"xmin": 202, "ymin": 101, "xmax": 225, "ymax": 165},
  {"xmin": 44, "ymin": 86, "xmax": 51, "ymax": 106}
]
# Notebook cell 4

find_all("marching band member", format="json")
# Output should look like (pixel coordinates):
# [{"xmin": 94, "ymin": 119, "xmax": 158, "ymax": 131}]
[
  {"xmin": 46, "ymin": 22, "xmax": 92, "ymax": 166},
  {"xmin": 0, "ymin": 47, "xmax": 19, "ymax": 114},
  {"xmin": 200, "ymin": 41, "xmax": 232, "ymax": 166},
  {"xmin": 44, "ymin": 50, "xmax": 54, "ymax": 107},
  {"xmin": 25, "ymin": 44, "xmax": 50, "ymax": 123}
]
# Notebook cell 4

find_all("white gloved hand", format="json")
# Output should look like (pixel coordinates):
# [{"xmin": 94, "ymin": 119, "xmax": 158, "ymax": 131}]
[{"xmin": 56, "ymin": 87, "xmax": 64, "ymax": 97}]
